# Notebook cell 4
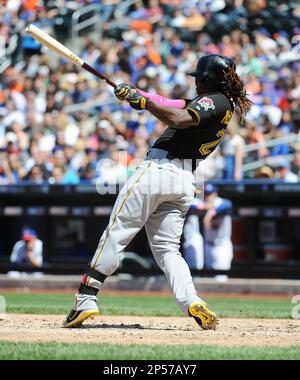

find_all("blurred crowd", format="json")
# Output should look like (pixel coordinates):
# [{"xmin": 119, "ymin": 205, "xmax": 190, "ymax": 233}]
[{"xmin": 0, "ymin": 0, "xmax": 300, "ymax": 185}]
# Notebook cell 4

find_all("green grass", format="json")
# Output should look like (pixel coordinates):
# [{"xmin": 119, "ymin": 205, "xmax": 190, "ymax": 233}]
[
  {"xmin": 0, "ymin": 293, "xmax": 297, "ymax": 360},
  {"xmin": 0, "ymin": 293, "xmax": 292, "ymax": 319},
  {"xmin": 0, "ymin": 341, "xmax": 299, "ymax": 360}
]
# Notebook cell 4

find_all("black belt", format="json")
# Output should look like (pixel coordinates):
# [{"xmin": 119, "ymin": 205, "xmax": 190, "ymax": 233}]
[{"xmin": 147, "ymin": 149, "xmax": 197, "ymax": 171}]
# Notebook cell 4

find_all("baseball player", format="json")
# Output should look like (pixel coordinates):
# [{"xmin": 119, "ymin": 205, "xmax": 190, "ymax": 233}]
[
  {"xmin": 184, "ymin": 184, "xmax": 233, "ymax": 274},
  {"xmin": 10, "ymin": 228, "xmax": 43, "ymax": 268},
  {"xmin": 183, "ymin": 203, "xmax": 204, "ymax": 270},
  {"xmin": 63, "ymin": 54, "xmax": 251, "ymax": 330},
  {"xmin": 203, "ymin": 184, "xmax": 233, "ymax": 272}
]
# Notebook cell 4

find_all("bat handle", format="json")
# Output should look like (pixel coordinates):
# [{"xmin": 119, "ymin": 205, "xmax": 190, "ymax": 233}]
[{"xmin": 82, "ymin": 62, "xmax": 117, "ymax": 88}]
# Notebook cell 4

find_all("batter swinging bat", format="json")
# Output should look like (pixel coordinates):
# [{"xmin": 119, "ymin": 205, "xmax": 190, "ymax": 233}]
[{"xmin": 25, "ymin": 24, "xmax": 117, "ymax": 88}]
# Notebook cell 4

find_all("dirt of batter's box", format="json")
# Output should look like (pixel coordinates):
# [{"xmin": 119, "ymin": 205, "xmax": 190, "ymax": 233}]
[{"xmin": 0, "ymin": 314, "xmax": 300, "ymax": 347}]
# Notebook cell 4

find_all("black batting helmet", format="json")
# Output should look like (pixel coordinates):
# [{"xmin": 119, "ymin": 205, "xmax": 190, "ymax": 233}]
[{"xmin": 188, "ymin": 54, "xmax": 236, "ymax": 87}]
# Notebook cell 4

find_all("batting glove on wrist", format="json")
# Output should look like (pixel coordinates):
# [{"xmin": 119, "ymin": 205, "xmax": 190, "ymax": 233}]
[
  {"xmin": 114, "ymin": 83, "xmax": 134, "ymax": 100},
  {"xmin": 127, "ymin": 92, "xmax": 148, "ymax": 110}
]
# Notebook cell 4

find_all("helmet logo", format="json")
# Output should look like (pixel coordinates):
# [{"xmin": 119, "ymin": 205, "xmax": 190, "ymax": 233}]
[{"xmin": 197, "ymin": 97, "xmax": 215, "ymax": 112}]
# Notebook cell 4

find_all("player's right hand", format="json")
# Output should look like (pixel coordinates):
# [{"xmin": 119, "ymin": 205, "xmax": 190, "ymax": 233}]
[{"xmin": 114, "ymin": 83, "xmax": 135, "ymax": 100}]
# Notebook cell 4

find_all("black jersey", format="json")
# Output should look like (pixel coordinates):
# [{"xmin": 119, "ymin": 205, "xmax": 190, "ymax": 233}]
[{"xmin": 152, "ymin": 92, "xmax": 234, "ymax": 160}]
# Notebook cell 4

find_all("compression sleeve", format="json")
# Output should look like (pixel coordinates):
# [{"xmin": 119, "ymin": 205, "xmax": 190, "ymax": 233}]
[{"xmin": 137, "ymin": 89, "xmax": 186, "ymax": 109}]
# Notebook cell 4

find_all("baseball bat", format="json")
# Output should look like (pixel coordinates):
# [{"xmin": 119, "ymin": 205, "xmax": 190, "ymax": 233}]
[{"xmin": 25, "ymin": 24, "xmax": 117, "ymax": 88}]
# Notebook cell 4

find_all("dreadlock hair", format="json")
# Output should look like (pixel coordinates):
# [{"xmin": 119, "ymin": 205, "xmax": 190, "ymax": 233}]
[{"xmin": 223, "ymin": 67, "xmax": 252, "ymax": 116}]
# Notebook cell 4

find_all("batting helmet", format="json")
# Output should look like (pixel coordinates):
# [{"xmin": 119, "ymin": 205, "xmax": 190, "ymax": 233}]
[{"xmin": 187, "ymin": 54, "xmax": 236, "ymax": 87}]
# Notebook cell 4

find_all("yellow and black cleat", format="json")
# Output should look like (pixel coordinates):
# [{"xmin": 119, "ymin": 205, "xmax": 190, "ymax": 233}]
[
  {"xmin": 188, "ymin": 301, "xmax": 218, "ymax": 330},
  {"xmin": 63, "ymin": 309, "xmax": 99, "ymax": 328}
]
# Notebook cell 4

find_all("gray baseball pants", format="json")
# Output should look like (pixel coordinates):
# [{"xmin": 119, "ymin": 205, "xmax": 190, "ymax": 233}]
[{"xmin": 88, "ymin": 149, "xmax": 202, "ymax": 315}]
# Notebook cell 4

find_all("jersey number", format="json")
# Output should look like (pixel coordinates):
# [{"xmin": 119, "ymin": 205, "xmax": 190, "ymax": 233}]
[
  {"xmin": 221, "ymin": 110, "xmax": 233, "ymax": 126},
  {"xmin": 199, "ymin": 129, "xmax": 225, "ymax": 157}
]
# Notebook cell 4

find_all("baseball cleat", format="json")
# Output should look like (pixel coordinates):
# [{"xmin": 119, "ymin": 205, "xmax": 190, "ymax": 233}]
[
  {"xmin": 63, "ymin": 309, "xmax": 99, "ymax": 328},
  {"xmin": 188, "ymin": 301, "xmax": 218, "ymax": 330}
]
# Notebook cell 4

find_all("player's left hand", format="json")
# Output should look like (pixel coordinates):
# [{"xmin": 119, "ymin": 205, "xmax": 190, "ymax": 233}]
[
  {"xmin": 114, "ymin": 83, "xmax": 147, "ymax": 110},
  {"xmin": 127, "ymin": 91, "xmax": 147, "ymax": 110}
]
